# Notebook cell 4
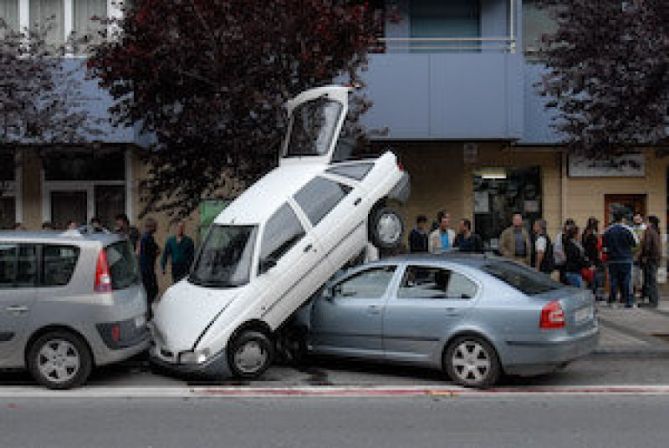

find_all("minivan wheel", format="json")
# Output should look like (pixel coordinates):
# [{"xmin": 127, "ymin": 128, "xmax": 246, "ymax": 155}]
[
  {"xmin": 369, "ymin": 206, "xmax": 404, "ymax": 250},
  {"xmin": 27, "ymin": 331, "xmax": 93, "ymax": 390},
  {"xmin": 228, "ymin": 331, "xmax": 274, "ymax": 379},
  {"xmin": 444, "ymin": 336, "xmax": 500, "ymax": 388}
]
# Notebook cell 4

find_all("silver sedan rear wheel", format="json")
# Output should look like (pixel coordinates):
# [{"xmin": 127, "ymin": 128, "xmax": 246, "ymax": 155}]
[{"xmin": 444, "ymin": 336, "xmax": 501, "ymax": 388}]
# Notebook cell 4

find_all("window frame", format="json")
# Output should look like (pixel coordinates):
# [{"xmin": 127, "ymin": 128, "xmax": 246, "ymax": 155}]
[
  {"xmin": 41, "ymin": 243, "xmax": 81, "ymax": 287},
  {"xmin": 293, "ymin": 176, "xmax": 352, "ymax": 227},
  {"xmin": 0, "ymin": 242, "xmax": 40, "ymax": 289},
  {"xmin": 396, "ymin": 264, "xmax": 480, "ymax": 301},
  {"xmin": 257, "ymin": 202, "xmax": 307, "ymax": 271},
  {"xmin": 330, "ymin": 265, "xmax": 398, "ymax": 300}
]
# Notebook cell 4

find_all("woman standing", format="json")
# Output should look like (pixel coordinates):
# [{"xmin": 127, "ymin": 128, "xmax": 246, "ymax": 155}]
[
  {"xmin": 582, "ymin": 217, "xmax": 604, "ymax": 299},
  {"xmin": 563, "ymin": 224, "xmax": 588, "ymax": 288}
]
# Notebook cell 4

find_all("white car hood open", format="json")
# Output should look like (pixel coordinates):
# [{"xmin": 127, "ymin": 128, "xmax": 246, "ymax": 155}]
[{"xmin": 152, "ymin": 280, "xmax": 242, "ymax": 354}]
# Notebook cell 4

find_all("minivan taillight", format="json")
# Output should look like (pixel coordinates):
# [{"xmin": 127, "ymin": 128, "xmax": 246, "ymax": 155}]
[
  {"xmin": 540, "ymin": 300, "xmax": 565, "ymax": 329},
  {"xmin": 95, "ymin": 250, "xmax": 112, "ymax": 293}
]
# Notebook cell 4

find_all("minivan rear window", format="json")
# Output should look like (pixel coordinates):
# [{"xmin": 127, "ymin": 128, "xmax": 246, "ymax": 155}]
[
  {"xmin": 43, "ymin": 245, "xmax": 80, "ymax": 286},
  {"xmin": 105, "ymin": 241, "xmax": 140, "ymax": 290},
  {"xmin": 482, "ymin": 261, "xmax": 561, "ymax": 295}
]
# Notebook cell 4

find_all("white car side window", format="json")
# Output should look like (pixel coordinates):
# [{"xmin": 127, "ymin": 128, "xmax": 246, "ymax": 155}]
[
  {"xmin": 259, "ymin": 203, "xmax": 305, "ymax": 264},
  {"xmin": 294, "ymin": 177, "xmax": 351, "ymax": 226}
]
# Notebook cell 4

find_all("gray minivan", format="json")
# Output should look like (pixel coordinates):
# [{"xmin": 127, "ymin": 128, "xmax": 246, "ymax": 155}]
[{"xmin": 0, "ymin": 231, "xmax": 149, "ymax": 389}]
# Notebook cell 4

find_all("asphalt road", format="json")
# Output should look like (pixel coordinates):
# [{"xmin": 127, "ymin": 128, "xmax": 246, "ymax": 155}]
[{"xmin": 1, "ymin": 395, "xmax": 668, "ymax": 448}]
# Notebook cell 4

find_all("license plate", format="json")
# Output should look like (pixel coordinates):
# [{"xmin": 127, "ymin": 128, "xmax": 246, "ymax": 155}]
[
  {"xmin": 135, "ymin": 315, "xmax": 146, "ymax": 328},
  {"xmin": 574, "ymin": 306, "xmax": 592, "ymax": 324}
]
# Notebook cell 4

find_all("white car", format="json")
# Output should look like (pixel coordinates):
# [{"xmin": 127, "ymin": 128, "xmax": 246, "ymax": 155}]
[{"xmin": 150, "ymin": 85, "xmax": 410, "ymax": 378}]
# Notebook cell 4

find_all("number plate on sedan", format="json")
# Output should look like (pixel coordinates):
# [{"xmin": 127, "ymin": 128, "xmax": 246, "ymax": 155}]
[{"xmin": 574, "ymin": 306, "xmax": 593, "ymax": 324}]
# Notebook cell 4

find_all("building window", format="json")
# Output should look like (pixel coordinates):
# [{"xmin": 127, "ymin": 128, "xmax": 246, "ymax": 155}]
[
  {"xmin": 43, "ymin": 150, "xmax": 127, "ymax": 230},
  {"xmin": 473, "ymin": 166, "xmax": 542, "ymax": 250},
  {"xmin": 0, "ymin": 153, "xmax": 17, "ymax": 229},
  {"xmin": 0, "ymin": 0, "xmax": 19, "ymax": 33},
  {"xmin": 29, "ymin": 0, "xmax": 65, "ymax": 46},
  {"xmin": 523, "ymin": 0, "xmax": 558, "ymax": 57},
  {"xmin": 409, "ymin": 0, "xmax": 481, "ymax": 52},
  {"xmin": 73, "ymin": 0, "xmax": 107, "ymax": 51}
]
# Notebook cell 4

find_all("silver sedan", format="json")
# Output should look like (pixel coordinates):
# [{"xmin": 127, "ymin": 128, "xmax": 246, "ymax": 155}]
[{"xmin": 291, "ymin": 254, "xmax": 599, "ymax": 388}]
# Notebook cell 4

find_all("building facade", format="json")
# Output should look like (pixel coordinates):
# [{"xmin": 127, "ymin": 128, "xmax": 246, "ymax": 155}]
[
  {"xmin": 361, "ymin": 0, "xmax": 669, "ymax": 261},
  {"xmin": 1, "ymin": 0, "xmax": 667, "ymax": 276}
]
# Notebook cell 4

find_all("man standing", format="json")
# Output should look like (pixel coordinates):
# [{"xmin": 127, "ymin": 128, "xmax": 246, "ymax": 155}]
[
  {"xmin": 161, "ymin": 221, "xmax": 195, "ymax": 283},
  {"xmin": 603, "ymin": 208, "xmax": 639, "ymax": 308},
  {"xmin": 640, "ymin": 215, "xmax": 661, "ymax": 308},
  {"xmin": 531, "ymin": 219, "xmax": 553, "ymax": 274},
  {"xmin": 499, "ymin": 213, "xmax": 531, "ymax": 265},
  {"xmin": 139, "ymin": 218, "xmax": 161, "ymax": 314},
  {"xmin": 454, "ymin": 219, "xmax": 484, "ymax": 253},
  {"xmin": 408, "ymin": 215, "xmax": 429, "ymax": 253},
  {"xmin": 114, "ymin": 213, "xmax": 140, "ymax": 250},
  {"xmin": 429, "ymin": 212, "xmax": 455, "ymax": 254}
]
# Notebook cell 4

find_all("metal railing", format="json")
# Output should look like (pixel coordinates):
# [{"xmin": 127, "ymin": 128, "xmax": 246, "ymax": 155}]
[{"xmin": 375, "ymin": 37, "xmax": 517, "ymax": 53}]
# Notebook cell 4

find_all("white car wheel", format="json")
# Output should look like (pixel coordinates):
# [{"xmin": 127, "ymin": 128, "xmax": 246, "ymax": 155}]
[
  {"xmin": 370, "ymin": 207, "xmax": 404, "ymax": 249},
  {"xmin": 228, "ymin": 331, "xmax": 273, "ymax": 379}
]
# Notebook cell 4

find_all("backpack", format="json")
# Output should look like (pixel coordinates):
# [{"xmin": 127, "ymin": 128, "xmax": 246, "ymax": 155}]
[{"xmin": 541, "ymin": 235, "xmax": 555, "ymax": 273}]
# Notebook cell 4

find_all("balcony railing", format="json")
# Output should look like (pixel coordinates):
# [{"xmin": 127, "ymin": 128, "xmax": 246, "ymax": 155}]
[{"xmin": 375, "ymin": 37, "xmax": 517, "ymax": 53}]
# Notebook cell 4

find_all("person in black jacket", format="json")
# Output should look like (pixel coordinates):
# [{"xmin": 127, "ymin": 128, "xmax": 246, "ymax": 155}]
[
  {"xmin": 531, "ymin": 219, "xmax": 554, "ymax": 274},
  {"xmin": 582, "ymin": 217, "xmax": 603, "ymax": 299},
  {"xmin": 408, "ymin": 215, "xmax": 429, "ymax": 253},
  {"xmin": 563, "ymin": 224, "xmax": 588, "ymax": 287},
  {"xmin": 454, "ymin": 218, "xmax": 484, "ymax": 253}
]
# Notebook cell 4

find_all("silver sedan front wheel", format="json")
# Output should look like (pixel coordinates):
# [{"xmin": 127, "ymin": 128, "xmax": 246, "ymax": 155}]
[{"xmin": 444, "ymin": 336, "xmax": 501, "ymax": 388}]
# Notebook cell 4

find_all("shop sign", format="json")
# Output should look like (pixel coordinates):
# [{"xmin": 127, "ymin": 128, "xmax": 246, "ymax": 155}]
[{"xmin": 568, "ymin": 153, "xmax": 645, "ymax": 178}]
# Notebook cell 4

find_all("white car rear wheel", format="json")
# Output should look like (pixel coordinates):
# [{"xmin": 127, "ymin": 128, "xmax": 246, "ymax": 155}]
[{"xmin": 370, "ymin": 207, "xmax": 404, "ymax": 249}]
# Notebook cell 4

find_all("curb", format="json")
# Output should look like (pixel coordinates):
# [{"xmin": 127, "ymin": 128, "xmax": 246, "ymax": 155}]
[{"xmin": 3, "ymin": 384, "xmax": 669, "ymax": 399}]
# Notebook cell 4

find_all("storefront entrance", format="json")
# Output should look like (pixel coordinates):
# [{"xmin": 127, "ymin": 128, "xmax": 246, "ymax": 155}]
[
  {"xmin": 604, "ymin": 194, "xmax": 646, "ymax": 227},
  {"xmin": 473, "ymin": 166, "xmax": 542, "ymax": 249}
]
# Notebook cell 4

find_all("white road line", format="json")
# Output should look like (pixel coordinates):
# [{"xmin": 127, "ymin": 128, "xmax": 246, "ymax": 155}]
[{"xmin": 2, "ymin": 384, "xmax": 669, "ymax": 399}]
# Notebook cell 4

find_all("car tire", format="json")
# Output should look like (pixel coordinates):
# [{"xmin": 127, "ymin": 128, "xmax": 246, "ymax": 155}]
[
  {"xmin": 228, "ymin": 330, "xmax": 274, "ymax": 379},
  {"xmin": 27, "ymin": 331, "xmax": 93, "ymax": 390},
  {"xmin": 444, "ymin": 336, "xmax": 501, "ymax": 388},
  {"xmin": 369, "ymin": 206, "xmax": 404, "ymax": 250}
]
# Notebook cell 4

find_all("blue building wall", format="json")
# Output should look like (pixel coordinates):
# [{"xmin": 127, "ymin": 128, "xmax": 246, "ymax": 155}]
[{"xmin": 361, "ymin": 0, "xmax": 560, "ymax": 145}]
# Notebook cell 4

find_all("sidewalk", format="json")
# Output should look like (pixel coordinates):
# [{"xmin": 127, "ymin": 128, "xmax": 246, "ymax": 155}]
[{"xmin": 595, "ymin": 297, "xmax": 669, "ymax": 355}]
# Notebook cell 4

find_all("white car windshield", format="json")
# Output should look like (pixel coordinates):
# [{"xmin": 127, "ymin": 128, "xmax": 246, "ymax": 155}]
[
  {"xmin": 189, "ymin": 225, "xmax": 257, "ymax": 288},
  {"xmin": 284, "ymin": 97, "xmax": 343, "ymax": 157}
]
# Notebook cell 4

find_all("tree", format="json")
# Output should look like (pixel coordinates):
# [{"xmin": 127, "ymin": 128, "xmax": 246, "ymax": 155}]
[
  {"xmin": 537, "ymin": 0, "xmax": 669, "ymax": 157},
  {"xmin": 88, "ymin": 0, "xmax": 383, "ymax": 218},
  {"xmin": 0, "ymin": 20, "xmax": 99, "ymax": 148}
]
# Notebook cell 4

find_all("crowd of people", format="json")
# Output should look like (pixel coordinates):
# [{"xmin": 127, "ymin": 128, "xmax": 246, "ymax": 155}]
[{"xmin": 408, "ymin": 209, "xmax": 662, "ymax": 309}]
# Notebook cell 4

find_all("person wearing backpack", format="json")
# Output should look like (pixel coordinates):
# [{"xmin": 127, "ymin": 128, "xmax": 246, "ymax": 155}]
[
  {"xmin": 563, "ymin": 224, "xmax": 589, "ymax": 287},
  {"xmin": 531, "ymin": 219, "xmax": 554, "ymax": 274}
]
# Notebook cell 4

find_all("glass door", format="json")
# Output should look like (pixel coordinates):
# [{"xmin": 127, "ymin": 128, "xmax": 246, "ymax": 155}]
[{"xmin": 51, "ymin": 191, "xmax": 87, "ymax": 229}]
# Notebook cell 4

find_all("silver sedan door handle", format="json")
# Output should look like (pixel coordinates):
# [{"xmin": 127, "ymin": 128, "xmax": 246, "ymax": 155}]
[
  {"xmin": 445, "ymin": 307, "xmax": 460, "ymax": 316},
  {"xmin": 367, "ymin": 305, "xmax": 382, "ymax": 315},
  {"xmin": 6, "ymin": 305, "xmax": 29, "ymax": 314}
]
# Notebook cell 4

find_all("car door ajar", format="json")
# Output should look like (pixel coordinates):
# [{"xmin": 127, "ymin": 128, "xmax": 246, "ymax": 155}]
[
  {"xmin": 309, "ymin": 265, "xmax": 397, "ymax": 358},
  {"xmin": 0, "ymin": 243, "xmax": 39, "ymax": 364},
  {"xmin": 383, "ymin": 265, "xmax": 479, "ymax": 363}
]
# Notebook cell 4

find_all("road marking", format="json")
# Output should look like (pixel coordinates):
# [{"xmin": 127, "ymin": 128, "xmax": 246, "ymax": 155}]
[{"xmin": 2, "ymin": 384, "xmax": 669, "ymax": 399}]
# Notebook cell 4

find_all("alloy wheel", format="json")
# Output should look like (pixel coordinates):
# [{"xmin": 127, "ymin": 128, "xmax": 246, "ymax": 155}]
[
  {"xmin": 450, "ymin": 340, "xmax": 492, "ymax": 385},
  {"xmin": 233, "ymin": 340, "xmax": 269, "ymax": 375},
  {"xmin": 36, "ymin": 339, "xmax": 81, "ymax": 385}
]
